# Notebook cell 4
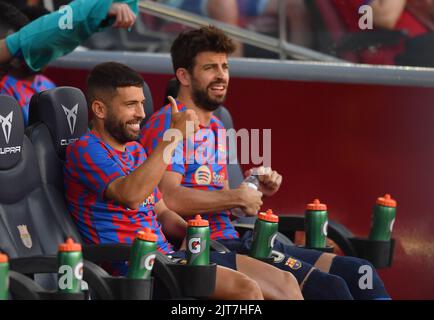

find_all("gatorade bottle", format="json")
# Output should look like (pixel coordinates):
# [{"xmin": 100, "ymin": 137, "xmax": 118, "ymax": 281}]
[
  {"xmin": 369, "ymin": 194, "xmax": 397, "ymax": 241},
  {"xmin": 187, "ymin": 215, "xmax": 210, "ymax": 265},
  {"xmin": 0, "ymin": 253, "xmax": 9, "ymax": 300},
  {"xmin": 249, "ymin": 209, "xmax": 279, "ymax": 259},
  {"xmin": 58, "ymin": 238, "xmax": 83, "ymax": 293},
  {"xmin": 127, "ymin": 228, "xmax": 157, "ymax": 280},
  {"xmin": 305, "ymin": 199, "xmax": 328, "ymax": 248},
  {"xmin": 231, "ymin": 175, "xmax": 260, "ymax": 217}
]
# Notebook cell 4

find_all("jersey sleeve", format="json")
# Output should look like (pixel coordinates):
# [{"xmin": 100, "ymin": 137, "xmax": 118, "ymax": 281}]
[
  {"xmin": 139, "ymin": 107, "xmax": 185, "ymax": 176},
  {"xmin": 65, "ymin": 139, "xmax": 126, "ymax": 199}
]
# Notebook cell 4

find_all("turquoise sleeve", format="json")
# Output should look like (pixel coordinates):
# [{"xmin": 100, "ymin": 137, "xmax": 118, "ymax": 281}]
[{"xmin": 5, "ymin": 0, "xmax": 138, "ymax": 71}]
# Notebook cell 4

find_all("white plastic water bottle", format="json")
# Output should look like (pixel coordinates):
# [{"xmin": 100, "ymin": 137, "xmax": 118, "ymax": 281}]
[{"xmin": 231, "ymin": 175, "xmax": 260, "ymax": 217}]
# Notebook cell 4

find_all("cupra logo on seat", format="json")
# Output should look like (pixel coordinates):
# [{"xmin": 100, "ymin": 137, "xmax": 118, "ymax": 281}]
[
  {"xmin": 62, "ymin": 104, "xmax": 78, "ymax": 134},
  {"xmin": 0, "ymin": 111, "xmax": 13, "ymax": 144}
]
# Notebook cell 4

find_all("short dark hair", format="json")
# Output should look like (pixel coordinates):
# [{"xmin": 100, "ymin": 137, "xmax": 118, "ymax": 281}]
[
  {"xmin": 170, "ymin": 25, "xmax": 235, "ymax": 73},
  {"xmin": 0, "ymin": 1, "xmax": 29, "ymax": 38},
  {"xmin": 86, "ymin": 62, "xmax": 144, "ymax": 105}
]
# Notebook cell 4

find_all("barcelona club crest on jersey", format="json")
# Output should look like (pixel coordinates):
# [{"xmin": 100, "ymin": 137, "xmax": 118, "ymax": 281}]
[
  {"xmin": 142, "ymin": 193, "xmax": 156, "ymax": 207},
  {"xmin": 17, "ymin": 225, "xmax": 33, "ymax": 249},
  {"xmin": 194, "ymin": 165, "xmax": 212, "ymax": 185},
  {"xmin": 285, "ymin": 257, "xmax": 302, "ymax": 270}
]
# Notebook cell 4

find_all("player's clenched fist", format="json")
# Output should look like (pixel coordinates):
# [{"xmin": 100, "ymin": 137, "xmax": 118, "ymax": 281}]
[
  {"xmin": 236, "ymin": 184, "xmax": 263, "ymax": 216},
  {"xmin": 168, "ymin": 96, "xmax": 200, "ymax": 138}
]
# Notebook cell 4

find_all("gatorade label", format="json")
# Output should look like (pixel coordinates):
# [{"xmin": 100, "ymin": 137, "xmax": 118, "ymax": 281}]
[
  {"xmin": 140, "ymin": 253, "xmax": 156, "ymax": 272},
  {"xmin": 268, "ymin": 232, "xmax": 278, "ymax": 249},
  {"xmin": 188, "ymin": 234, "xmax": 207, "ymax": 264},
  {"xmin": 322, "ymin": 221, "xmax": 329, "ymax": 237},
  {"xmin": 389, "ymin": 218, "xmax": 395, "ymax": 233}
]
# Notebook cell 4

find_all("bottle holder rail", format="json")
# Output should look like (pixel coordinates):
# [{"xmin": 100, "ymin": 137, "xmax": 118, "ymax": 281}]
[
  {"xmin": 349, "ymin": 238, "xmax": 395, "ymax": 269},
  {"xmin": 107, "ymin": 277, "xmax": 153, "ymax": 300},
  {"xmin": 166, "ymin": 263, "xmax": 217, "ymax": 298},
  {"xmin": 37, "ymin": 291, "xmax": 87, "ymax": 300}
]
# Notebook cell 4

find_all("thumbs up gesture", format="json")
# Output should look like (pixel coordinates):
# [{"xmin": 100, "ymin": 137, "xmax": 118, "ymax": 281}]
[{"xmin": 168, "ymin": 96, "xmax": 200, "ymax": 138}]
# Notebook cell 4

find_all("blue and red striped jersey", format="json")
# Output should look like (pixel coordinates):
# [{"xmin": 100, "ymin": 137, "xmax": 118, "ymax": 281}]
[
  {"xmin": 139, "ymin": 102, "xmax": 239, "ymax": 241},
  {"xmin": 0, "ymin": 74, "xmax": 56, "ymax": 126},
  {"xmin": 64, "ymin": 131, "xmax": 174, "ymax": 254}
]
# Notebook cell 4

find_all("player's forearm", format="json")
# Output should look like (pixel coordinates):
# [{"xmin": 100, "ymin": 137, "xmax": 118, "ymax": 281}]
[
  {"xmin": 0, "ymin": 39, "xmax": 11, "ymax": 65},
  {"xmin": 156, "ymin": 205, "xmax": 187, "ymax": 241},
  {"xmin": 115, "ymin": 138, "xmax": 180, "ymax": 209},
  {"xmin": 371, "ymin": 0, "xmax": 407, "ymax": 29},
  {"xmin": 163, "ymin": 185, "xmax": 241, "ymax": 217}
]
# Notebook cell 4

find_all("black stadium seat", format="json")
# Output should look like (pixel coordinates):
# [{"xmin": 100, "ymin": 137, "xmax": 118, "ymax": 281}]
[
  {"xmin": 0, "ymin": 94, "xmax": 111, "ymax": 299},
  {"xmin": 0, "ymin": 94, "xmax": 68, "ymax": 259},
  {"xmin": 141, "ymin": 81, "xmax": 154, "ymax": 128}
]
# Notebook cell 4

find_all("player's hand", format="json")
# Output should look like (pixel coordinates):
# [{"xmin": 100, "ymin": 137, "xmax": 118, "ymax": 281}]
[
  {"xmin": 168, "ymin": 96, "xmax": 200, "ymax": 138},
  {"xmin": 108, "ymin": 3, "xmax": 136, "ymax": 29},
  {"xmin": 246, "ymin": 166, "xmax": 282, "ymax": 197},
  {"xmin": 236, "ymin": 184, "xmax": 263, "ymax": 216}
]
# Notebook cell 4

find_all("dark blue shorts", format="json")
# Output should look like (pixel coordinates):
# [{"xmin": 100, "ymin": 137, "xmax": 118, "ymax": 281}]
[
  {"xmin": 169, "ymin": 250, "xmax": 237, "ymax": 270},
  {"xmin": 218, "ymin": 230, "xmax": 324, "ymax": 284},
  {"xmin": 219, "ymin": 230, "xmax": 323, "ymax": 264}
]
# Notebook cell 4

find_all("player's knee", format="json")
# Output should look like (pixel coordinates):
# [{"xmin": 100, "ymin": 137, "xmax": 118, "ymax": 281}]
[
  {"xmin": 326, "ymin": 274, "xmax": 354, "ymax": 299},
  {"xmin": 334, "ymin": 256, "xmax": 376, "ymax": 273},
  {"xmin": 236, "ymin": 275, "xmax": 263, "ymax": 300},
  {"xmin": 280, "ymin": 271, "xmax": 304, "ymax": 300}
]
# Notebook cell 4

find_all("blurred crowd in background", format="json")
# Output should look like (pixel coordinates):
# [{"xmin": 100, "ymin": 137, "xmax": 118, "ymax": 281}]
[{"xmin": 2, "ymin": 0, "xmax": 434, "ymax": 67}]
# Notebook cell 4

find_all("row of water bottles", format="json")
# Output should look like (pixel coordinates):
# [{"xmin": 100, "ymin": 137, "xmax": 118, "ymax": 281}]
[
  {"xmin": 232, "ymin": 174, "xmax": 397, "ymax": 259},
  {"xmin": 0, "ymin": 188, "xmax": 397, "ymax": 299},
  {"xmin": 0, "ymin": 218, "xmax": 211, "ymax": 299}
]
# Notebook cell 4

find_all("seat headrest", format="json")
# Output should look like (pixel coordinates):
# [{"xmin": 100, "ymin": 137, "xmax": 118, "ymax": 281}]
[
  {"xmin": 141, "ymin": 81, "xmax": 154, "ymax": 127},
  {"xmin": 29, "ymin": 87, "xmax": 88, "ymax": 159},
  {"xmin": 0, "ymin": 95, "xmax": 24, "ymax": 170}
]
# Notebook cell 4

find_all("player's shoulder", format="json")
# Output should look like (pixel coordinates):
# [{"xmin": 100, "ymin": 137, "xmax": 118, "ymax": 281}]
[
  {"xmin": 146, "ymin": 104, "xmax": 172, "ymax": 125},
  {"xmin": 126, "ymin": 140, "xmax": 147, "ymax": 156},
  {"xmin": 35, "ymin": 74, "xmax": 56, "ymax": 88},
  {"xmin": 210, "ymin": 114, "xmax": 225, "ymax": 129},
  {"xmin": 66, "ymin": 131, "xmax": 100, "ymax": 153},
  {"xmin": 0, "ymin": 74, "xmax": 16, "ymax": 89}
]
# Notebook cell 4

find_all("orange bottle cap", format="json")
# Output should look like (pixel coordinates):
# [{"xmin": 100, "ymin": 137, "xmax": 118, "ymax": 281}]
[
  {"xmin": 0, "ymin": 253, "xmax": 8, "ymax": 263},
  {"xmin": 306, "ymin": 199, "xmax": 327, "ymax": 211},
  {"xmin": 188, "ymin": 215, "xmax": 209, "ymax": 227},
  {"xmin": 258, "ymin": 209, "xmax": 279, "ymax": 223},
  {"xmin": 58, "ymin": 238, "xmax": 82, "ymax": 252},
  {"xmin": 137, "ymin": 228, "xmax": 158, "ymax": 242},
  {"xmin": 376, "ymin": 194, "xmax": 397, "ymax": 208}
]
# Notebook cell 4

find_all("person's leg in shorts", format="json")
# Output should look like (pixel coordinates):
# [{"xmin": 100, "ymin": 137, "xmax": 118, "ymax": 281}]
[
  {"xmin": 220, "ymin": 233, "xmax": 353, "ymax": 300},
  {"xmin": 272, "ymin": 239, "xmax": 391, "ymax": 299},
  {"xmin": 173, "ymin": 250, "xmax": 303, "ymax": 299}
]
